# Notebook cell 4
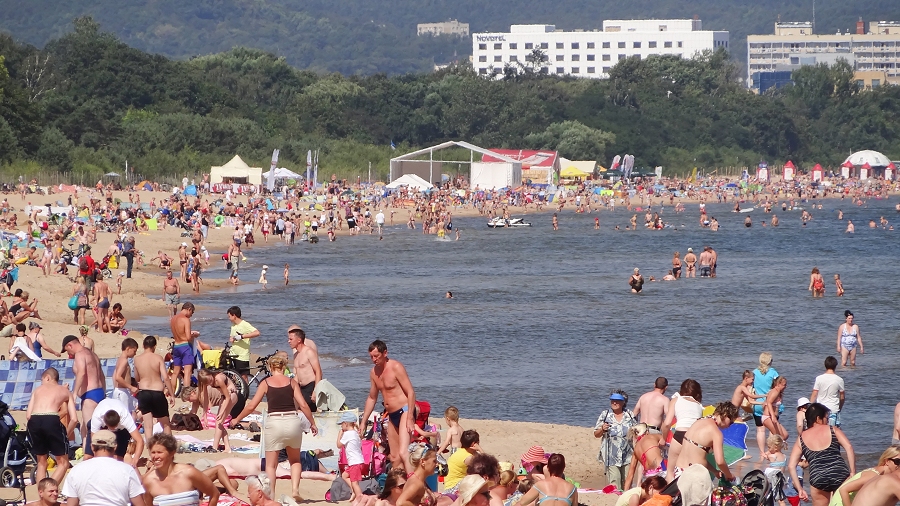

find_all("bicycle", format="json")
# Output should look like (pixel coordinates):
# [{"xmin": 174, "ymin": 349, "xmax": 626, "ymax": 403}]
[{"xmin": 168, "ymin": 342, "xmax": 252, "ymax": 401}]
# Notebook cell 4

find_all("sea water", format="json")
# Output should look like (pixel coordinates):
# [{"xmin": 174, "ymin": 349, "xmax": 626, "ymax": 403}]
[{"xmin": 135, "ymin": 197, "xmax": 900, "ymax": 464}]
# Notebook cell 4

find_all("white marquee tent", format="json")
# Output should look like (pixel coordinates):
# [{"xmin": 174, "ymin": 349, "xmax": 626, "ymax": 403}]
[
  {"xmin": 262, "ymin": 167, "xmax": 302, "ymax": 179},
  {"xmin": 210, "ymin": 155, "xmax": 263, "ymax": 185},
  {"xmin": 386, "ymin": 173, "xmax": 433, "ymax": 191}
]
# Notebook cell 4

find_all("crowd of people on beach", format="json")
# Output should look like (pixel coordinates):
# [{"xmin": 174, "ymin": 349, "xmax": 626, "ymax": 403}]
[{"xmin": 2, "ymin": 175, "xmax": 900, "ymax": 506}]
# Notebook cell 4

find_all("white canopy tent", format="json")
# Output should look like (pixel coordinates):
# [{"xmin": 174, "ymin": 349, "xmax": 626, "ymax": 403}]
[
  {"xmin": 843, "ymin": 150, "xmax": 891, "ymax": 167},
  {"xmin": 389, "ymin": 140, "xmax": 521, "ymax": 185},
  {"xmin": 210, "ymin": 155, "xmax": 263, "ymax": 185},
  {"xmin": 386, "ymin": 173, "xmax": 433, "ymax": 191},
  {"xmin": 262, "ymin": 167, "xmax": 302, "ymax": 179}
]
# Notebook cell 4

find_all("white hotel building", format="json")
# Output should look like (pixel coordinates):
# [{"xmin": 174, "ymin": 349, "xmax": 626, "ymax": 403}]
[{"xmin": 472, "ymin": 19, "xmax": 729, "ymax": 78}]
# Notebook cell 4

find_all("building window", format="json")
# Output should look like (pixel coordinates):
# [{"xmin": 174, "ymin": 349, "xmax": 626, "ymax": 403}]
[
  {"xmin": 494, "ymin": 55, "xmax": 502, "ymax": 62},
  {"xmin": 572, "ymin": 67, "xmax": 580, "ymax": 73},
  {"xmin": 659, "ymin": 25, "xmax": 668, "ymax": 31},
  {"xmin": 479, "ymin": 44, "xmax": 487, "ymax": 50},
  {"xmin": 540, "ymin": 42, "xmax": 548, "ymax": 49},
  {"xmin": 633, "ymin": 41, "xmax": 641, "ymax": 48},
  {"xmin": 556, "ymin": 42, "xmax": 564, "ymax": 49},
  {"xmin": 525, "ymin": 42, "xmax": 533, "ymax": 49},
  {"xmin": 587, "ymin": 54, "xmax": 595, "ymax": 61},
  {"xmin": 677, "ymin": 41, "xmax": 683, "ymax": 48},
  {"xmin": 790, "ymin": 57, "xmax": 799, "ymax": 64},
  {"xmin": 618, "ymin": 41, "xmax": 626, "ymax": 48},
  {"xmin": 509, "ymin": 43, "xmax": 517, "ymax": 49},
  {"xmin": 556, "ymin": 55, "xmax": 564, "ymax": 61},
  {"xmin": 494, "ymin": 43, "xmax": 502, "ymax": 50},
  {"xmin": 603, "ymin": 66, "xmax": 611, "ymax": 73},
  {"xmin": 872, "ymin": 79, "xmax": 881, "ymax": 88},
  {"xmin": 571, "ymin": 42, "xmax": 579, "ymax": 49},
  {"xmin": 649, "ymin": 41, "xmax": 657, "ymax": 48},
  {"xmin": 587, "ymin": 42, "xmax": 595, "ymax": 49},
  {"xmin": 603, "ymin": 42, "xmax": 610, "ymax": 48},
  {"xmin": 479, "ymin": 55, "xmax": 487, "ymax": 62},
  {"xmin": 856, "ymin": 80, "xmax": 864, "ymax": 89},
  {"xmin": 556, "ymin": 67, "xmax": 565, "ymax": 74},
  {"xmin": 510, "ymin": 55, "xmax": 518, "ymax": 62},
  {"xmin": 618, "ymin": 54, "xmax": 626, "ymax": 61},
  {"xmin": 664, "ymin": 41, "xmax": 672, "ymax": 48},
  {"xmin": 479, "ymin": 68, "xmax": 487, "ymax": 74},
  {"xmin": 572, "ymin": 54, "xmax": 580, "ymax": 61},
  {"xmin": 587, "ymin": 67, "xmax": 595, "ymax": 73},
  {"xmin": 602, "ymin": 54, "xmax": 610, "ymax": 61}
]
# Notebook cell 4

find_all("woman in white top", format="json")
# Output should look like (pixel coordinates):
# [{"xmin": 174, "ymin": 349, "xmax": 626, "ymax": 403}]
[{"xmin": 660, "ymin": 379, "xmax": 704, "ymax": 482}]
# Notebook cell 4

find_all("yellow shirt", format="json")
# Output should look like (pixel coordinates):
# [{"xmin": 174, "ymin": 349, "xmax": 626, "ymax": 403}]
[
  {"xmin": 444, "ymin": 449, "xmax": 470, "ymax": 489},
  {"xmin": 229, "ymin": 320, "xmax": 258, "ymax": 362}
]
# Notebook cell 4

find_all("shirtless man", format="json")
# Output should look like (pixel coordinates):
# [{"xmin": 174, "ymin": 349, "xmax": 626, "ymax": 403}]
[
  {"xmin": 163, "ymin": 271, "xmax": 180, "ymax": 317},
  {"xmin": 112, "ymin": 338, "xmax": 139, "ymax": 413},
  {"xmin": 28, "ymin": 477, "xmax": 60, "ymax": 506},
  {"xmin": 288, "ymin": 327, "xmax": 322, "ymax": 413},
  {"xmin": 26, "ymin": 368, "xmax": 77, "ymax": 483},
  {"xmin": 849, "ymin": 465, "xmax": 900, "ymax": 506},
  {"xmin": 360, "ymin": 340, "xmax": 416, "ymax": 473},
  {"xmin": 698, "ymin": 247, "xmax": 712, "ymax": 278},
  {"xmin": 708, "ymin": 246, "xmax": 718, "ymax": 278},
  {"xmin": 632, "ymin": 377, "xmax": 669, "ymax": 433},
  {"xmin": 171, "ymin": 302, "xmax": 200, "ymax": 389},
  {"xmin": 135, "ymin": 335, "xmax": 175, "ymax": 442},
  {"xmin": 93, "ymin": 272, "xmax": 112, "ymax": 333},
  {"xmin": 683, "ymin": 248, "xmax": 697, "ymax": 278},
  {"xmin": 62, "ymin": 334, "xmax": 105, "ymax": 438},
  {"xmin": 142, "ymin": 433, "xmax": 218, "ymax": 506}
]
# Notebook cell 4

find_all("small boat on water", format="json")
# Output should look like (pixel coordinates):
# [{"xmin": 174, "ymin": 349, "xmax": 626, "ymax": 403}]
[{"xmin": 487, "ymin": 217, "xmax": 532, "ymax": 228}]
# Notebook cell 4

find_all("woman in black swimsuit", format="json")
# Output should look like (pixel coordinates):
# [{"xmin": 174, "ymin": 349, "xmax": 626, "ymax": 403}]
[
  {"xmin": 629, "ymin": 268, "xmax": 644, "ymax": 294},
  {"xmin": 788, "ymin": 403, "xmax": 854, "ymax": 506}
]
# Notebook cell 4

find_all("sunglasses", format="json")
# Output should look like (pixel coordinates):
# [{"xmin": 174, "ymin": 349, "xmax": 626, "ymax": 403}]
[{"xmin": 890, "ymin": 458, "xmax": 900, "ymax": 466}]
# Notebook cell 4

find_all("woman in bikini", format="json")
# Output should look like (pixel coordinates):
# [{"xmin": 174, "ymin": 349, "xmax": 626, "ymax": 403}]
[
  {"xmin": 836, "ymin": 310, "xmax": 863, "ymax": 367},
  {"xmin": 623, "ymin": 424, "xmax": 664, "ymax": 490},
  {"xmin": 788, "ymin": 403, "xmax": 854, "ymax": 506},
  {"xmin": 762, "ymin": 376, "xmax": 789, "ymax": 440},
  {"xmin": 397, "ymin": 444, "xmax": 438, "ymax": 506},
  {"xmin": 673, "ymin": 402, "xmax": 739, "ymax": 483},
  {"xmin": 671, "ymin": 252, "xmax": 682, "ymax": 279},
  {"xmin": 512, "ymin": 454, "xmax": 576, "ymax": 506}
]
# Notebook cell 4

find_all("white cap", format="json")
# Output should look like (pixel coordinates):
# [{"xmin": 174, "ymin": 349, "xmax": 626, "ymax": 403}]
[
  {"xmin": 262, "ymin": 265, "xmax": 268, "ymax": 270},
  {"xmin": 201, "ymin": 246, "xmax": 206, "ymax": 250},
  {"xmin": 181, "ymin": 242, "xmax": 187, "ymax": 247},
  {"xmin": 797, "ymin": 397, "xmax": 811, "ymax": 409},
  {"xmin": 118, "ymin": 271, "xmax": 125, "ymax": 276}
]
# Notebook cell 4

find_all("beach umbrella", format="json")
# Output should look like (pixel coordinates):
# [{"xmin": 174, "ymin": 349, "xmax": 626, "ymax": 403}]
[{"xmin": 706, "ymin": 422, "xmax": 749, "ymax": 468}]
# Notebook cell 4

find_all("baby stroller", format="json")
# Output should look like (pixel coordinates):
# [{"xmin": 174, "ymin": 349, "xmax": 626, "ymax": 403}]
[{"xmin": 0, "ymin": 400, "xmax": 35, "ymax": 498}]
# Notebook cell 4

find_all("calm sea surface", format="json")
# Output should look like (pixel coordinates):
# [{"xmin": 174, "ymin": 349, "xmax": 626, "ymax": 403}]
[{"xmin": 136, "ymin": 197, "xmax": 900, "ymax": 464}]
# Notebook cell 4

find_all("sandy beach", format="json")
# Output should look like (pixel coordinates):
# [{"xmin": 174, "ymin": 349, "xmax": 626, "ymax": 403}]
[{"xmin": 5, "ymin": 182, "xmax": 898, "ymax": 506}]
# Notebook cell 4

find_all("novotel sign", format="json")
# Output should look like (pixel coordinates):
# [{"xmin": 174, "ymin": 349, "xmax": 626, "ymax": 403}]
[{"xmin": 476, "ymin": 35, "xmax": 506, "ymax": 42}]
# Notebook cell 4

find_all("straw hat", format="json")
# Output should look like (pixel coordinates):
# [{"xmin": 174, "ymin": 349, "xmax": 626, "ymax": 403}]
[
  {"xmin": 457, "ymin": 475, "xmax": 491, "ymax": 506},
  {"xmin": 521, "ymin": 445, "xmax": 548, "ymax": 464}
]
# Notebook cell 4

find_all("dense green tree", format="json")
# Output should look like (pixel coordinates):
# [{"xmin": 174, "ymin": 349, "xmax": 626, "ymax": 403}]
[{"xmin": 525, "ymin": 121, "xmax": 615, "ymax": 161}]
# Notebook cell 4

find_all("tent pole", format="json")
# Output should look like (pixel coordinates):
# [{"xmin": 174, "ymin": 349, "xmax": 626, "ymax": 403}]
[{"xmin": 430, "ymin": 149, "xmax": 433, "ymax": 185}]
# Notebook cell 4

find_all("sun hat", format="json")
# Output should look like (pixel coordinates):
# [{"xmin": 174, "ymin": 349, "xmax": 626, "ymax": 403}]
[
  {"xmin": 338, "ymin": 412, "xmax": 358, "ymax": 424},
  {"xmin": 91, "ymin": 430, "xmax": 118, "ymax": 448},
  {"xmin": 609, "ymin": 393, "xmax": 626, "ymax": 401},
  {"xmin": 678, "ymin": 464, "xmax": 713, "ymax": 505},
  {"xmin": 457, "ymin": 475, "xmax": 491, "ymax": 506},
  {"xmin": 797, "ymin": 397, "xmax": 811, "ymax": 409},
  {"xmin": 521, "ymin": 445, "xmax": 548, "ymax": 464}
]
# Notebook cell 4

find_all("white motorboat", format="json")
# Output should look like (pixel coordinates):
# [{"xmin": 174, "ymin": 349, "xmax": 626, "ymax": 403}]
[{"xmin": 487, "ymin": 217, "xmax": 532, "ymax": 228}]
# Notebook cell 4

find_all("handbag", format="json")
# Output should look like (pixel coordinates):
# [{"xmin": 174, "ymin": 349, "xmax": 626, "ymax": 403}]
[{"xmin": 67, "ymin": 295, "xmax": 80, "ymax": 310}]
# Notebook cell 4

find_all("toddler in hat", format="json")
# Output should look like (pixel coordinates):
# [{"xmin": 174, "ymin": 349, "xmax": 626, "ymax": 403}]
[{"xmin": 337, "ymin": 412, "xmax": 364, "ymax": 502}]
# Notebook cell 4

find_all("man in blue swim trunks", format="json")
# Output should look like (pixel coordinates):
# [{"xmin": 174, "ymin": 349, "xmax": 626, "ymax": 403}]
[
  {"xmin": 63, "ymin": 335, "xmax": 106, "ymax": 438},
  {"xmin": 359, "ymin": 340, "xmax": 416, "ymax": 474},
  {"xmin": 170, "ymin": 302, "xmax": 200, "ymax": 390}
]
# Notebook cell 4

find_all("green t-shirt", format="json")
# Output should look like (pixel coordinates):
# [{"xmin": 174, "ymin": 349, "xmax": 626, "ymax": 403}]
[{"xmin": 229, "ymin": 320, "xmax": 258, "ymax": 362}]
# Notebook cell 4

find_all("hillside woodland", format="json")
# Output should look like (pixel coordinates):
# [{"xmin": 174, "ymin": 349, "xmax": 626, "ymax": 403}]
[{"xmin": 1, "ymin": 18, "xmax": 900, "ymax": 182}]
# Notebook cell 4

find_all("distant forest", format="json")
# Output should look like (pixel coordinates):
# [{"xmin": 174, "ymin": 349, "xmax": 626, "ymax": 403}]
[
  {"xmin": 0, "ymin": 0, "xmax": 899, "ymax": 74},
  {"xmin": 1, "ymin": 18, "xmax": 900, "ymax": 184}
]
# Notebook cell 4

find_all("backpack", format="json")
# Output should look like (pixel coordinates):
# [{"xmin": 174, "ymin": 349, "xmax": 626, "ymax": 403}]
[
  {"xmin": 79, "ymin": 256, "xmax": 89, "ymax": 272},
  {"xmin": 170, "ymin": 413, "xmax": 202, "ymax": 431},
  {"xmin": 326, "ymin": 476, "xmax": 352, "ymax": 502}
]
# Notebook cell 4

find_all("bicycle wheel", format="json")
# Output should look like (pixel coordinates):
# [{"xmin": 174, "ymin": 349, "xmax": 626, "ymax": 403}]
[
  {"xmin": 221, "ymin": 369, "xmax": 249, "ymax": 401},
  {"xmin": 172, "ymin": 376, "xmax": 183, "ymax": 398}
]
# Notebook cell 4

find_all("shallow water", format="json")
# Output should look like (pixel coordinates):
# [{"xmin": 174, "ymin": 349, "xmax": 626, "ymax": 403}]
[{"xmin": 136, "ymin": 197, "xmax": 900, "ymax": 464}]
